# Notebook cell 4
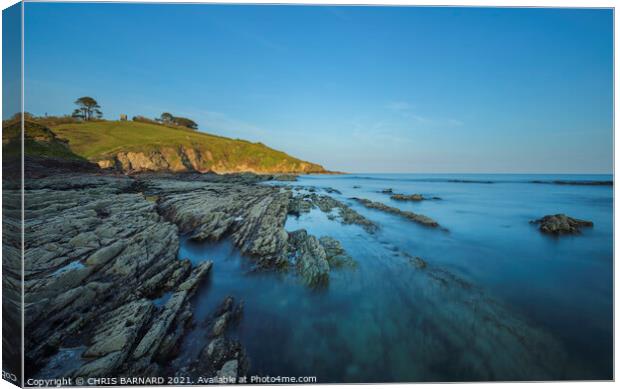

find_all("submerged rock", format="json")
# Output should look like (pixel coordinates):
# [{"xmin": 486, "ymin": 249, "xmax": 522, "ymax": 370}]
[
  {"xmin": 353, "ymin": 197, "xmax": 440, "ymax": 228},
  {"xmin": 402, "ymin": 253, "xmax": 427, "ymax": 269},
  {"xmin": 390, "ymin": 193, "xmax": 425, "ymax": 201},
  {"xmin": 187, "ymin": 296, "xmax": 248, "ymax": 381},
  {"xmin": 319, "ymin": 236, "xmax": 356, "ymax": 268},
  {"xmin": 531, "ymin": 214, "xmax": 593, "ymax": 235},
  {"xmin": 288, "ymin": 193, "xmax": 377, "ymax": 233},
  {"xmin": 324, "ymin": 187, "xmax": 342, "ymax": 194}
]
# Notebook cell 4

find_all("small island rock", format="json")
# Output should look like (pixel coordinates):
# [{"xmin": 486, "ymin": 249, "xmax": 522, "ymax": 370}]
[{"xmin": 532, "ymin": 214, "xmax": 593, "ymax": 235}]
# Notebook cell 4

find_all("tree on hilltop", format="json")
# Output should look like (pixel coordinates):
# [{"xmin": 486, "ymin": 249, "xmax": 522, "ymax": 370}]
[
  {"xmin": 72, "ymin": 97, "xmax": 102, "ymax": 120},
  {"xmin": 157, "ymin": 112, "xmax": 198, "ymax": 130},
  {"xmin": 159, "ymin": 112, "xmax": 174, "ymax": 125},
  {"xmin": 172, "ymin": 116, "xmax": 198, "ymax": 130}
]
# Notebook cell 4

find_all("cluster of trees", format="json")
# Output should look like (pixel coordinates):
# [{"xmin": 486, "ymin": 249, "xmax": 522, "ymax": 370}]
[
  {"xmin": 156, "ymin": 112, "xmax": 198, "ymax": 130},
  {"xmin": 71, "ymin": 97, "xmax": 102, "ymax": 120},
  {"xmin": 16, "ymin": 97, "xmax": 200, "ymax": 131}
]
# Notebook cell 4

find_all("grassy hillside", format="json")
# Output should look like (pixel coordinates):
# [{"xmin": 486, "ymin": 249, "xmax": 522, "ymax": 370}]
[
  {"xmin": 47, "ymin": 120, "xmax": 327, "ymax": 174},
  {"xmin": 3, "ymin": 120, "xmax": 87, "ymax": 161}
]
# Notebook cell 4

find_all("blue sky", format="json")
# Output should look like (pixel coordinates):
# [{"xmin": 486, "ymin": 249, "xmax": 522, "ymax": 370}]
[
  {"xmin": 23, "ymin": 4, "xmax": 612, "ymax": 173},
  {"xmin": 3, "ymin": 3, "xmax": 21, "ymax": 118}
]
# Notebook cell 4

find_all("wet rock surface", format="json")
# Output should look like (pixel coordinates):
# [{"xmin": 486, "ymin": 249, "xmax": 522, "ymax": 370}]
[
  {"xmin": 319, "ymin": 236, "xmax": 357, "ymax": 268},
  {"xmin": 531, "ymin": 214, "xmax": 594, "ymax": 235},
  {"xmin": 21, "ymin": 173, "xmax": 219, "ymax": 379},
  {"xmin": 390, "ymin": 193, "xmax": 425, "ymax": 201},
  {"xmin": 183, "ymin": 296, "xmax": 248, "ymax": 381},
  {"xmin": 289, "ymin": 193, "xmax": 377, "ymax": 233},
  {"xmin": 353, "ymin": 197, "xmax": 441, "ymax": 228},
  {"xmin": 142, "ymin": 176, "xmax": 291, "ymax": 266},
  {"xmin": 287, "ymin": 230, "xmax": 331, "ymax": 287}
]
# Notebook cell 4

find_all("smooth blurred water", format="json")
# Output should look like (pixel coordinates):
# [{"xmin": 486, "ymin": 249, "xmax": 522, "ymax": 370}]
[{"xmin": 177, "ymin": 173, "xmax": 613, "ymax": 382}]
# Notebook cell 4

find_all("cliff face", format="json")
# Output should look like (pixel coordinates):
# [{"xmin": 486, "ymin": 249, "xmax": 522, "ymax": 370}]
[
  {"xmin": 96, "ymin": 147, "xmax": 323, "ymax": 174},
  {"xmin": 44, "ymin": 120, "xmax": 328, "ymax": 174}
]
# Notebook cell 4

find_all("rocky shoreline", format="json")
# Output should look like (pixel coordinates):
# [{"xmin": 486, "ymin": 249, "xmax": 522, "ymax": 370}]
[
  {"xmin": 16, "ymin": 162, "xmax": 363, "ymax": 381},
  {"xmin": 7, "ymin": 156, "xmax": 599, "ymax": 382}
]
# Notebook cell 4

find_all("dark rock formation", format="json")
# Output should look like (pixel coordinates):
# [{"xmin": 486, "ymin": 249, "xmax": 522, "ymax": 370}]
[
  {"xmin": 319, "ymin": 236, "xmax": 356, "ymax": 268},
  {"xmin": 288, "ymin": 230, "xmax": 330, "ymax": 287},
  {"xmin": 146, "ymin": 178, "xmax": 291, "ymax": 266},
  {"xmin": 184, "ymin": 296, "xmax": 248, "ymax": 381},
  {"xmin": 288, "ymin": 193, "xmax": 377, "ymax": 233},
  {"xmin": 21, "ymin": 173, "xmax": 214, "ymax": 379},
  {"xmin": 352, "ymin": 198, "xmax": 440, "ymax": 228},
  {"xmin": 531, "ymin": 214, "xmax": 594, "ymax": 235},
  {"xmin": 21, "ymin": 168, "xmax": 357, "ymax": 380}
]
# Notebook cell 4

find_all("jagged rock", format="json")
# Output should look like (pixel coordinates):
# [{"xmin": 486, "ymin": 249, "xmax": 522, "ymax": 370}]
[
  {"xmin": 83, "ymin": 299, "xmax": 154, "ymax": 359},
  {"xmin": 148, "ymin": 178, "xmax": 291, "ymax": 266},
  {"xmin": 73, "ymin": 351, "xmax": 125, "ymax": 378},
  {"xmin": 353, "ymin": 197, "xmax": 440, "ymax": 228},
  {"xmin": 319, "ymin": 236, "xmax": 356, "ymax": 268},
  {"xmin": 531, "ymin": 214, "xmax": 593, "ymax": 234},
  {"xmin": 85, "ymin": 240, "xmax": 126, "ymax": 267},
  {"xmin": 187, "ymin": 297, "xmax": 247, "ymax": 380},
  {"xmin": 177, "ymin": 261, "xmax": 213, "ymax": 292},
  {"xmin": 288, "ymin": 196, "xmax": 313, "ymax": 216},
  {"xmin": 20, "ymin": 172, "xmax": 221, "ymax": 380},
  {"xmin": 289, "ymin": 193, "xmax": 377, "ymax": 233},
  {"xmin": 208, "ymin": 296, "xmax": 243, "ymax": 338},
  {"xmin": 288, "ymin": 230, "xmax": 330, "ymax": 287},
  {"xmin": 217, "ymin": 360, "xmax": 238, "ymax": 379}
]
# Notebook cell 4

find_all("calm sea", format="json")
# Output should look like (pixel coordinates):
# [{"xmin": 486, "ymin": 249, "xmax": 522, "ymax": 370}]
[{"xmin": 176, "ymin": 173, "xmax": 613, "ymax": 382}]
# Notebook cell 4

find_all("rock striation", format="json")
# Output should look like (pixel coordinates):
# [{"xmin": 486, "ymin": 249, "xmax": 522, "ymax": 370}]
[
  {"xmin": 140, "ymin": 175, "xmax": 357, "ymax": 284},
  {"xmin": 20, "ymin": 173, "xmax": 218, "ymax": 379},
  {"xmin": 18, "ymin": 167, "xmax": 359, "ymax": 379},
  {"xmin": 352, "ymin": 198, "xmax": 440, "ymax": 228}
]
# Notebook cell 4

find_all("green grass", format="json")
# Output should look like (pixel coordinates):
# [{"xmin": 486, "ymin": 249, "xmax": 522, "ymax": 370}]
[
  {"xmin": 3, "ymin": 120, "xmax": 87, "ymax": 160},
  {"xmin": 49, "ymin": 120, "xmax": 325, "ymax": 172}
]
